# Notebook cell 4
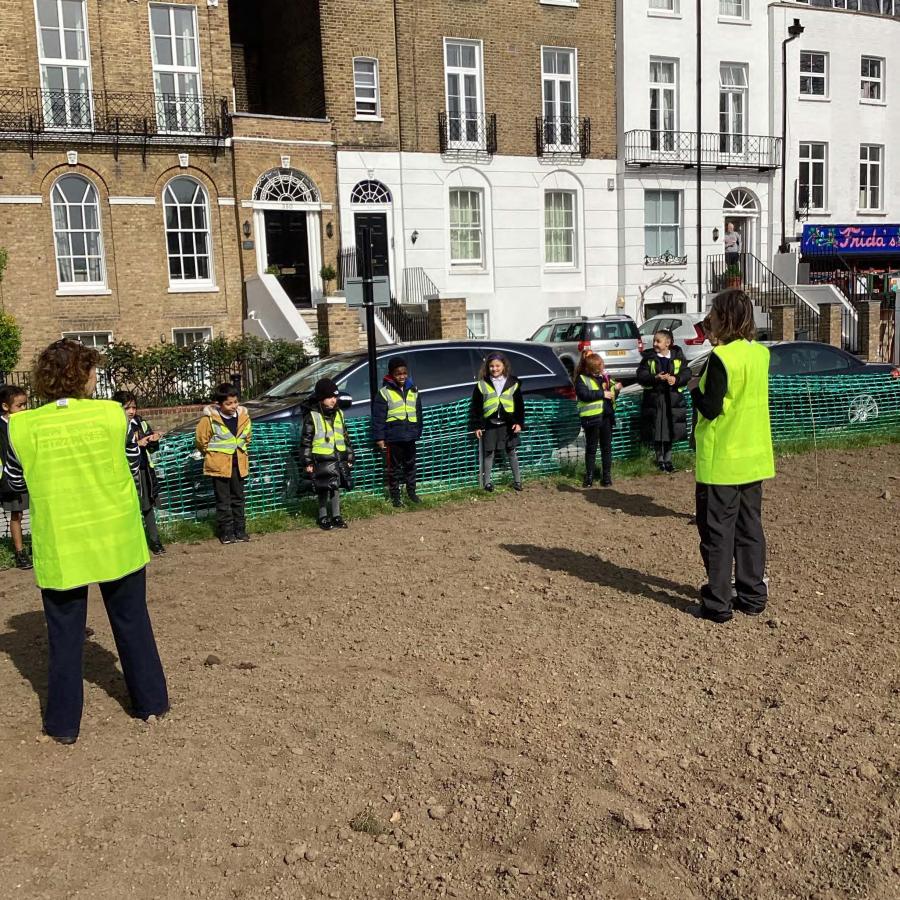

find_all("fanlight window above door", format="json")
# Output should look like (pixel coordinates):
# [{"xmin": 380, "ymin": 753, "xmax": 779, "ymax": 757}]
[
  {"xmin": 723, "ymin": 188, "xmax": 759, "ymax": 215},
  {"xmin": 350, "ymin": 179, "xmax": 392, "ymax": 204},
  {"xmin": 253, "ymin": 168, "xmax": 320, "ymax": 203}
]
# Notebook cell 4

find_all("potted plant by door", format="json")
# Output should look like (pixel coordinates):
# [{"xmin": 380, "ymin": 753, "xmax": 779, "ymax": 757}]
[
  {"xmin": 320, "ymin": 263, "xmax": 337, "ymax": 297},
  {"xmin": 723, "ymin": 263, "xmax": 742, "ymax": 289}
]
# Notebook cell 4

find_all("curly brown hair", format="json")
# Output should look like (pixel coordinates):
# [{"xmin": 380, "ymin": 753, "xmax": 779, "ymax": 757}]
[
  {"xmin": 32, "ymin": 339, "xmax": 101, "ymax": 400},
  {"xmin": 709, "ymin": 289, "xmax": 756, "ymax": 344},
  {"xmin": 574, "ymin": 351, "xmax": 605, "ymax": 380}
]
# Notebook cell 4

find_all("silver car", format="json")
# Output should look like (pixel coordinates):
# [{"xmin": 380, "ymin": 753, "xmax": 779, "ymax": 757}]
[
  {"xmin": 638, "ymin": 313, "xmax": 711, "ymax": 362},
  {"xmin": 528, "ymin": 315, "xmax": 644, "ymax": 381}
]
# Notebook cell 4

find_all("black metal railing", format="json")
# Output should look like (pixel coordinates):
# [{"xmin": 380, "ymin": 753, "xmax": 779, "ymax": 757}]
[
  {"xmin": 402, "ymin": 267, "xmax": 440, "ymax": 304},
  {"xmin": 707, "ymin": 252, "xmax": 819, "ymax": 340},
  {"xmin": 535, "ymin": 116, "xmax": 590, "ymax": 158},
  {"xmin": 438, "ymin": 112, "xmax": 497, "ymax": 155},
  {"xmin": 624, "ymin": 129, "xmax": 782, "ymax": 170},
  {"xmin": 379, "ymin": 298, "xmax": 430, "ymax": 342}
]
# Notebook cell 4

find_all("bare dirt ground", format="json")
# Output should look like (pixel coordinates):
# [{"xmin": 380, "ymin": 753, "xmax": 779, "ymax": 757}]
[{"xmin": 1, "ymin": 445, "xmax": 898, "ymax": 900}]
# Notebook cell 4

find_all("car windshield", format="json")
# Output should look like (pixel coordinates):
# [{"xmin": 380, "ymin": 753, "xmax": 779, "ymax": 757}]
[{"xmin": 262, "ymin": 355, "xmax": 363, "ymax": 399}]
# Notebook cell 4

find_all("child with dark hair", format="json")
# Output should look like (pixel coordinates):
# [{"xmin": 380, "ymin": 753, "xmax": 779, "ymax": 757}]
[
  {"xmin": 372, "ymin": 356, "xmax": 424, "ymax": 507},
  {"xmin": 469, "ymin": 352, "xmax": 525, "ymax": 492},
  {"xmin": 0, "ymin": 384, "xmax": 32, "ymax": 569},
  {"xmin": 301, "ymin": 378, "xmax": 354, "ymax": 530},
  {"xmin": 574, "ymin": 352, "xmax": 621, "ymax": 488},
  {"xmin": 195, "ymin": 382, "xmax": 252, "ymax": 544},
  {"xmin": 113, "ymin": 390, "xmax": 164, "ymax": 555},
  {"xmin": 636, "ymin": 327, "xmax": 690, "ymax": 472}
]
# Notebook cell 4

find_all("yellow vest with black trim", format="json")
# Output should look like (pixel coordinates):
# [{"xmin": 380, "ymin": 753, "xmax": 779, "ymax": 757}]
[
  {"xmin": 207, "ymin": 414, "xmax": 251, "ymax": 456},
  {"xmin": 311, "ymin": 409, "xmax": 347, "ymax": 455},
  {"xmin": 380, "ymin": 385, "xmax": 418, "ymax": 423},
  {"xmin": 8, "ymin": 399, "xmax": 149, "ymax": 590},
  {"xmin": 478, "ymin": 379, "xmax": 518, "ymax": 417},
  {"xmin": 577, "ymin": 375, "xmax": 617, "ymax": 418},
  {"xmin": 695, "ymin": 340, "xmax": 775, "ymax": 485},
  {"xmin": 646, "ymin": 357, "xmax": 686, "ymax": 392}
]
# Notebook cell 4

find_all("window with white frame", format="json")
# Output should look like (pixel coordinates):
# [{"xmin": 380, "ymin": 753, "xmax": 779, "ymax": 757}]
[
  {"xmin": 163, "ymin": 177, "xmax": 213, "ymax": 285},
  {"xmin": 62, "ymin": 331, "xmax": 111, "ymax": 348},
  {"xmin": 173, "ymin": 327, "xmax": 212, "ymax": 348},
  {"xmin": 542, "ymin": 48, "xmax": 577, "ymax": 149},
  {"xmin": 549, "ymin": 306, "xmax": 581, "ymax": 318},
  {"xmin": 51, "ymin": 174, "xmax": 105, "ymax": 287},
  {"xmin": 35, "ymin": 0, "xmax": 93, "ymax": 128},
  {"xmin": 649, "ymin": 0, "xmax": 677, "ymax": 10},
  {"xmin": 544, "ymin": 191, "xmax": 576, "ymax": 266},
  {"xmin": 466, "ymin": 310, "xmax": 489, "ymax": 339},
  {"xmin": 644, "ymin": 190, "xmax": 683, "ymax": 263},
  {"xmin": 859, "ymin": 144, "xmax": 883, "ymax": 210},
  {"xmin": 649, "ymin": 59, "xmax": 677, "ymax": 151},
  {"xmin": 719, "ymin": 0, "xmax": 747, "ymax": 18},
  {"xmin": 149, "ymin": 3, "xmax": 202, "ymax": 133},
  {"xmin": 449, "ymin": 189, "xmax": 483, "ymax": 265},
  {"xmin": 800, "ymin": 52, "xmax": 828, "ymax": 97},
  {"xmin": 799, "ymin": 142, "xmax": 827, "ymax": 212},
  {"xmin": 444, "ymin": 39, "xmax": 483, "ymax": 147},
  {"xmin": 861, "ymin": 56, "xmax": 884, "ymax": 101},
  {"xmin": 353, "ymin": 58, "xmax": 380, "ymax": 118},
  {"xmin": 719, "ymin": 63, "xmax": 748, "ymax": 154}
]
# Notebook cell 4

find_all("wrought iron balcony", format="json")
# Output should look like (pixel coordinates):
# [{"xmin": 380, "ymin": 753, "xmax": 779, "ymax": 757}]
[
  {"xmin": 535, "ymin": 116, "xmax": 590, "ymax": 158},
  {"xmin": 438, "ymin": 112, "xmax": 497, "ymax": 155},
  {"xmin": 0, "ymin": 88, "xmax": 230, "ymax": 158},
  {"xmin": 624, "ymin": 129, "xmax": 782, "ymax": 171}
]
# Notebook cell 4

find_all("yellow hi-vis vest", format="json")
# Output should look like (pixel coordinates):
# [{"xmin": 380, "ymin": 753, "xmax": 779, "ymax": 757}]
[
  {"xmin": 9, "ymin": 399, "xmax": 149, "ymax": 590},
  {"xmin": 380, "ymin": 386, "xmax": 418, "ymax": 423},
  {"xmin": 478, "ymin": 379, "xmax": 518, "ymax": 417},
  {"xmin": 311, "ymin": 409, "xmax": 347, "ymax": 455},
  {"xmin": 577, "ymin": 375, "xmax": 617, "ymax": 418},
  {"xmin": 647, "ymin": 357, "xmax": 686, "ymax": 391},
  {"xmin": 207, "ymin": 414, "xmax": 251, "ymax": 455},
  {"xmin": 695, "ymin": 340, "xmax": 775, "ymax": 485}
]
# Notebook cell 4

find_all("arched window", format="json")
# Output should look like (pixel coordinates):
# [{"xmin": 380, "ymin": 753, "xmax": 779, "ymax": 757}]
[
  {"xmin": 163, "ymin": 177, "xmax": 212, "ymax": 285},
  {"xmin": 723, "ymin": 188, "xmax": 759, "ymax": 216},
  {"xmin": 253, "ymin": 168, "xmax": 319, "ymax": 203},
  {"xmin": 350, "ymin": 179, "xmax": 392, "ymax": 204},
  {"xmin": 51, "ymin": 174, "xmax": 105, "ymax": 287}
]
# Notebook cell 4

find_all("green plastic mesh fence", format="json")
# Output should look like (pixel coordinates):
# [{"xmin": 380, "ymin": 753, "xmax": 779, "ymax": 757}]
[{"xmin": 149, "ymin": 374, "xmax": 900, "ymax": 525}]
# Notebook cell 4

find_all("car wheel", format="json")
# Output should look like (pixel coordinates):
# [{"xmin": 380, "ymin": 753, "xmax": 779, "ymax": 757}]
[{"xmin": 848, "ymin": 393, "xmax": 879, "ymax": 424}]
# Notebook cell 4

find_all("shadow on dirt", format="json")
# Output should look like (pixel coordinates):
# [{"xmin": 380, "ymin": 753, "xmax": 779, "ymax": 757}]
[
  {"xmin": 0, "ymin": 611, "xmax": 132, "ymax": 715},
  {"xmin": 503, "ymin": 543, "xmax": 698, "ymax": 613},
  {"xmin": 557, "ymin": 483, "xmax": 694, "ymax": 520}
]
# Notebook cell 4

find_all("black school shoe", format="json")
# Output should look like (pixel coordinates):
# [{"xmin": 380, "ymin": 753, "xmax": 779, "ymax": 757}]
[
  {"xmin": 664, "ymin": 462, "xmax": 676, "ymax": 473},
  {"xmin": 14, "ymin": 550, "xmax": 33, "ymax": 569},
  {"xmin": 234, "ymin": 532, "xmax": 251, "ymax": 543},
  {"xmin": 733, "ymin": 598, "xmax": 766, "ymax": 616},
  {"xmin": 43, "ymin": 730, "xmax": 77, "ymax": 745},
  {"xmin": 484, "ymin": 482, "xmax": 495, "ymax": 492},
  {"xmin": 148, "ymin": 540, "xmax": 165, "ymax": 555},
  {"xmin": 219, "ymin": 533, "xmax": 235, "ymax": 545},
  {"xmin": 582, "ymin": 475, "xmax": 593, "ymax": 488},
  {"xmin": 513, "ymin": 482, "xmax": 523, "ymax": 492},
  {"xmin": 330, "ymin": 516, "xmax": 348, "ymax": 529},
  {"xmin": 687, "ymin": 604, "xmax": 734, "ymax": 624},
  {"xmin": 406, "ymin": 490, "xmax": 422, "ymax": 504},
  {"xmin": 390, "ymin": 494, "xmax": 403, "ymax": 508},
  {"xmin": 600, "ymin": 477, "xmax": 613, "ymax": 487},
  {"xmin": 317, "ymin": 516, "xmax": 333, "ymax": 531}
]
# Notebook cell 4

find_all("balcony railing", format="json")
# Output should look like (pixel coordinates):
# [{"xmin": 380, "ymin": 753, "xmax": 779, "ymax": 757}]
[
  {"xmin": 624, "ymin": 129, "xmax": 782, "ymax": 170},
  {"xmin": 535, "ymin": 116, "xmax": 590, "ymax": 158},
  {"xmin": 438, "ymin": 112, "xmax": 497, "ymax": 155},
  {"xmin": 0, "ymin": 88, "xmax": 230, "ymax": 156}
]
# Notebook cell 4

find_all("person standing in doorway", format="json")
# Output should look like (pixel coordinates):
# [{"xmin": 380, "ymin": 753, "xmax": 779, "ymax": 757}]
[
  {"xmin": 723, "ymin": 222, "xmax": 742, "ymax": 269},
  {"xmin": 690, "ymin": 289, "xmax": 775, "ymax": 624},
  {"xmin": 4, "ymin": 339, "xmax": 168, "ymax": 743}
]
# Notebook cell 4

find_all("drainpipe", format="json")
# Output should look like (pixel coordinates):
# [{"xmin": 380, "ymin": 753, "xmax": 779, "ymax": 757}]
[
  {"xmin": 696, "ymin": 0, "xmax": 702, "ymax": 311},
  {"xmin": 779, "ymin": 18, "xmax": 805, "ymax": 254}
]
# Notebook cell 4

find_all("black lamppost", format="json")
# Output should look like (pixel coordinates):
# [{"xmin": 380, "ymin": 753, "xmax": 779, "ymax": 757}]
[{"xmin": 779, "ymin": 17, "xmax": 805, "ymax": 254}]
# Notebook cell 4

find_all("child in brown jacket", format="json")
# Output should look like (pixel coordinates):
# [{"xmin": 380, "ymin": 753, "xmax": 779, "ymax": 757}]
[{"xmin": 195, "ymin": 382, "xmax": 252, "ymax": 544}]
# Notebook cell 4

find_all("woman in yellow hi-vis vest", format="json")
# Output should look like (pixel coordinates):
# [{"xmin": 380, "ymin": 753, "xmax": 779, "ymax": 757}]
[
  {"xmin": 5, "ymin": 340, "xmax": 168, "ymax": 743},
  {"xmin": 689, "ymin": 290, "xmax": 775, "ymax": 624}
]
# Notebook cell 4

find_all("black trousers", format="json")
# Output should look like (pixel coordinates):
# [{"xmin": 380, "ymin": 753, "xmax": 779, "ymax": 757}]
[
  {"xmin": 386, "ymin": 441, "xmax": 417, "ymax": 495},
  {"xmin": 695, "ymin": 481, "xmax": 767, "ymax": 619},
  {"xmin": 41, "ymin": 567, "xmax": 168, "ymax": 738},
  {"xmin": 212, "ymin": 458, "xmax": 246, "ymax": 537},
  {"xmin": 582, "ymin": 417, "xmax": 613, "ymax": 482}
]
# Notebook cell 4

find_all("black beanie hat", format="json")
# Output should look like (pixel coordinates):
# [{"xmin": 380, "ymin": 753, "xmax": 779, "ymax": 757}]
[
  {"xmin": 314, "ymin": 378, "xmax": 340, "ymax": 400},
  {"xmin": 388, "ymin": 356, "xmax": 408, "ymax": 373}
]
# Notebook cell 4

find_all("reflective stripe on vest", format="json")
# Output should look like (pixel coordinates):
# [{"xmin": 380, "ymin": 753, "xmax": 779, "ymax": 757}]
[
  {"xmin": 8, "ymin": 399, "xmax": 149, "ymax": 590},
  {"xmin": 380, "ymin": 386, "xmax": 418, "ymax": 423},
  {"xmin": 207, "ymin": 415, "xmax": 251, "ymax": 456},
  {"xmin": 694, "ymin": 340, "xmax": 775, "ymax": 485},
  {"xmin": 577, "ymin": 375, "xmax": 616, "ymax": 418},
  {"xmin": 311, "ymin": 410, "xmax": 347, "ymax": 455},
  {"xmin": 478, "ymin": 380, "xmax": 518, "ymax": 417},
  {"xmin": 646, "ymin": 357, "xmax": 685, "ymax": 391}
]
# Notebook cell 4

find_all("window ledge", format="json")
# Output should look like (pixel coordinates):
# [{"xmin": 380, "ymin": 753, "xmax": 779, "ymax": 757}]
[
  {"xmin": 449, "ymin": 264, "xmax": 487, "ymax": 274},
  {"xmin": 167, "ymin": 284, "xmax": 219, "ymax": 294},
  {"xmin": 540, "ymin": 0, "xmax": 579, "ymax": 6},
  {"xmin": 355, "ymin": 114, "xmax": 384, "ymax": 122},
  {"xmin": 798, "ymin": 95, "xmax": 830, "ymax": 103},
  {"xmin": 643, "ymin": 263, "xmax": 688, "ymax": 270},
  {"xmin": 805, "ymin": 209, "xmax": 831, "ymax": 217},
  {"xmin": 717, "ymin": 16, "xmax": 751, "ymax": 26},
  {"xmin": 543, "ymin": 265, "xmax": 580, "ymax": 274},
  {"xmin": 856, "ymin": 209, "xmax": 887, "ymax": 217},
  {"xmin": 647, "ymin": 11, "xmax": 682, "ymax": 19},
  {"xmin": 56, "ymin": 287, "xmax": 112, "ymax": 297},
  {"xmin": 860, "ymin": 99, "xmax": 886, "ymax": 107}
]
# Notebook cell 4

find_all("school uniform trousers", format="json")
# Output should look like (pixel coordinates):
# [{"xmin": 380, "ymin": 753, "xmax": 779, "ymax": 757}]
[
  {"xmin": 213, "ymin": 456, "xmax": 246, "ymax": 537},
  {"xmin": 386, "ymin": 442, "xmax": 417, "ymax": 495}
]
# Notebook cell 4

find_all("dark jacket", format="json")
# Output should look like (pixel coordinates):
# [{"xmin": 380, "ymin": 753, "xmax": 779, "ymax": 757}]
[
  {"xmin": 127, "ymin": 414, "xmax": 160, "ymax": 501},
  {"xmin": 636, "ymin": 346, "xmax": 691, "ymax": 443},
  {"xmin": 300, "ymin": 402, "xmax": 355, "ymax": 491},
  {"xmin": 371, "ymin": 375, "xmax": 424, "ymax": 443},
  {"xmin": 468, "ymin": 376, "xmax": 525, "ymax": 431},
  {"xmin": 0, "ymin": 417, "xmax": 23, "ymax": 501},
  {"xmin": 575, "ymin": 372, "xmax": 618, "ymax": 421}
]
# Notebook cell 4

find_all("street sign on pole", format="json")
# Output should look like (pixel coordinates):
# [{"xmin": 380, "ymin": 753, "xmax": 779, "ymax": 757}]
[{"xmin": 344, "ymin": 276, "xmax": 390, "ymax": 307}]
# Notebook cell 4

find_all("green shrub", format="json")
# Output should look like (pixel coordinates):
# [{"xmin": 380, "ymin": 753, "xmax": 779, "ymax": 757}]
[{"xmin": 0, "ymin": 310, "xmax": 22, "ymax": 378}]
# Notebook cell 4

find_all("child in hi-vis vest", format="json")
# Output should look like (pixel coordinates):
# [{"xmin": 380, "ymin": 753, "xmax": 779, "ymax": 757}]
[
  {"xmin": 301, "ymin": 378, "xmax": 354, "ymax": 531},
  {"xmin": 372, "ymin": 356, "xmax": 424, "ymax": 507},
  {"xmin": 574, "ymin": 352, "xmax": 621, "ymax": 488},
  {"xmin": 195, "ymin": 382, "xmax": 252, "ymax": 545},
  {"xmin": 0, "ymin": 384, "xmax": 32, "ymax": 569}
]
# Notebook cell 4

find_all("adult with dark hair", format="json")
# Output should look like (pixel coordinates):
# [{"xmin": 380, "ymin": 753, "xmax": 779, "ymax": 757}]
[
  {"xmin": 689, "ymin": 289, "xmax": 775, "ymax": 624},
  {"xmin": 5, "ymin": 339, "xmax": 168, "ymax": 743}
]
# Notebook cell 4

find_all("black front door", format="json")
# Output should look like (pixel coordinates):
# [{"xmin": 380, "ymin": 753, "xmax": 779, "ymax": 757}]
[
  {"xmin": 354, "ymin": 212, "xmax": 389, "ymax": 278},
  {"xmin": 264, "ymin": 210, "xmax": 311, "ymax": 308}
]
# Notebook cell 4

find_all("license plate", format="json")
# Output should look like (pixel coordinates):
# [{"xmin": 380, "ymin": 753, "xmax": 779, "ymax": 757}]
[{"xmin": 605, "ymin": 349, "xmax": 627, "ymax": 357}]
